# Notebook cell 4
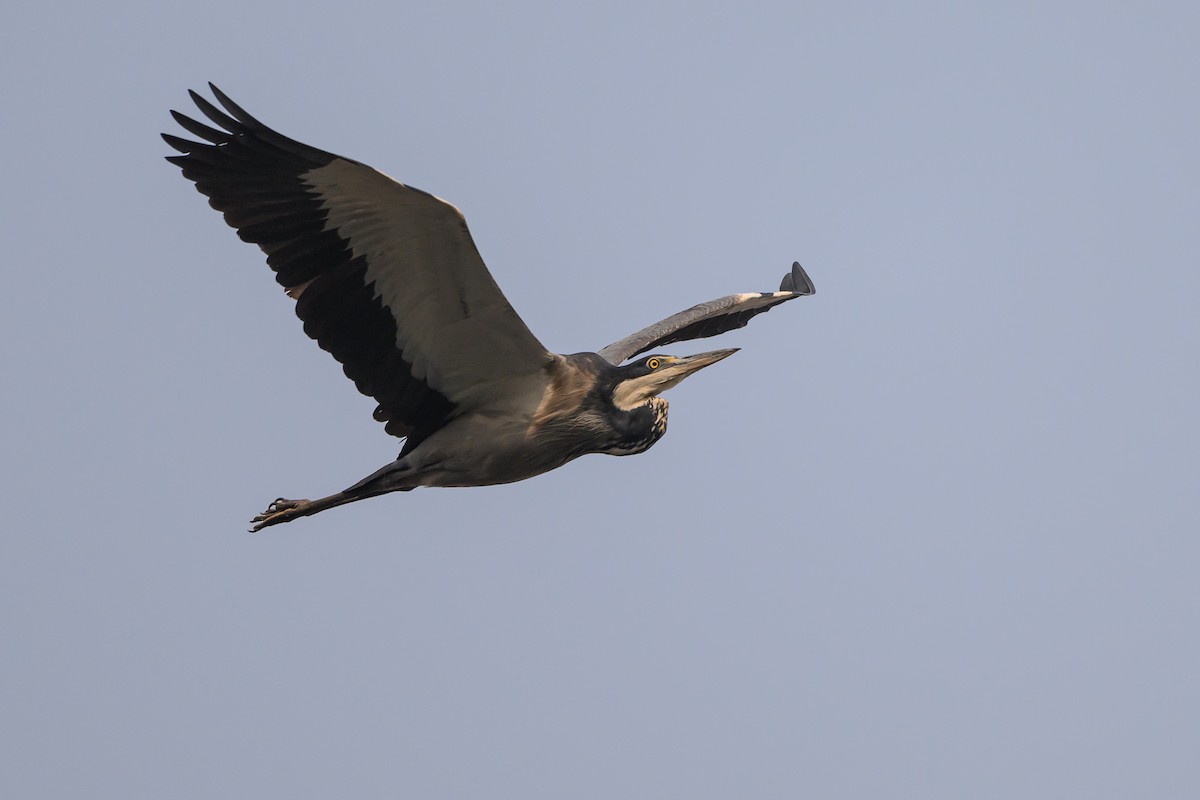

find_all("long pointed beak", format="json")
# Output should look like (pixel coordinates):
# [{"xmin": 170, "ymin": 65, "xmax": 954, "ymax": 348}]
[
  {"xmin": 613, "ymin": 348, "xmax": 740, "ymax": 408},
  {"xmin": 654, "ymin": 348, "xmax": 739, "ymax": 392},
  {"xmin": 674, "ymin": 348, "xmax": 739, "ymax": 374}
]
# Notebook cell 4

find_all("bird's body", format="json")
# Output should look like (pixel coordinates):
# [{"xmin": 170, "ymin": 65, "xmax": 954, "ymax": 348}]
[
  {"xmin": 363, "ymin": 352, "xmax": 673, "ymax": 491},
  {"xmin": 163, "ymin": 86, "xmax": 815, "ymax": 530}
]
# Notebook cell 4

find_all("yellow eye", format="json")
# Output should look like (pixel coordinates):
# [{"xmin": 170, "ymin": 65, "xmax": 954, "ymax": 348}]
[{"xmin": 646, "ymin": 358, "xmax": 661, "ymax": 369}]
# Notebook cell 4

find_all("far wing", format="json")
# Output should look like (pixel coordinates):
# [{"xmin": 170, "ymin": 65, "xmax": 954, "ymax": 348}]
[
  {"xmin": 596, "ymin": 262, "xmax": 815, "ymax": 364},
  {"xmin": 164, "ymin": 85, "xmax": 553, "ymax": 442}
]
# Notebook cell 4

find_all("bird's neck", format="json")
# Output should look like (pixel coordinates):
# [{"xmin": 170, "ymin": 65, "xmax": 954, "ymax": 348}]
[{"xmin": 602, "ymin": 397, "xmax": 669, "ymax": 456}]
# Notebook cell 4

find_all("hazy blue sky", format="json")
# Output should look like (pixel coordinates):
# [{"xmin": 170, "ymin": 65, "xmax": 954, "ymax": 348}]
[{"xmin": 3, "ymin": 2, "xmax": 1197, "ymax": 797}]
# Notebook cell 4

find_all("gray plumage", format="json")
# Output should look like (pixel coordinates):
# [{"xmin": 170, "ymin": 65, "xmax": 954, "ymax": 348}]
[
  {"xmin": 163, "ymin": 85, "xmax": 816, "ymax": 531},
  {"xmin": 597, "ymin": 262, "xmax": 815, "ymax": 364}
]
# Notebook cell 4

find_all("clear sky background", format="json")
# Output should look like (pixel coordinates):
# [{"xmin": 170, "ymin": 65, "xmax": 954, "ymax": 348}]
[{"xmin": 3, "ymin": 2, "xmax": 1197, "ymax": 797}]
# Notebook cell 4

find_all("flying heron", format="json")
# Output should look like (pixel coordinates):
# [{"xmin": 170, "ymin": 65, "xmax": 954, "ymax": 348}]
[{"xmin": 163, "ymin": 85, "xmax": 816, "ymax": 531}]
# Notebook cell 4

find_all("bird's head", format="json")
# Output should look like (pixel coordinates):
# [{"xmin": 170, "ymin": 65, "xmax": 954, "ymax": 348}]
[{"xmin": 609, "ymin": 348, "xmax": 739, "ymax": 411}]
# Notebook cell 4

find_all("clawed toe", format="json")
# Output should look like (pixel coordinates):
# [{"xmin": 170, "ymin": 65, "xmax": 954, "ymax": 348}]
[
  {"xmin": 249, "ymin": 497, "xmax": 308, "ymax": 532},
  {"xmin": 267, "ymin": 497, "xmax": 299, "ymax": 514}
]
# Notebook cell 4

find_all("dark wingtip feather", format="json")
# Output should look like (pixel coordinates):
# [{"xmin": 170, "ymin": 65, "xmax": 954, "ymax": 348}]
[
  {"xmin": 161, "ymin": 133, "xmax": 197, "ymax": 153},
  {"xmin": 209, "ymin": 83, "xmax": 264, "ymax": 129},
  {"xmin": 188, "ymin": 88, "xmax": 244, "ymax": 134},
  {"xmin": 170, "ymin": 109, "xmax": 228, "ymax": 143},
  {"xmin": 781, "ymin": 261, "xmax": 816, "ymax": 295}
]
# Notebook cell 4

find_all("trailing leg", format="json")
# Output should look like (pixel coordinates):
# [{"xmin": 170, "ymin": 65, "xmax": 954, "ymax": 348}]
[
  {"xmin": 248, "ymin": 459, "xmax": 421, "ymax": 532},
  {"xmin": 250, "ymin": 493, "xmax": 357, "ymax": 532}
]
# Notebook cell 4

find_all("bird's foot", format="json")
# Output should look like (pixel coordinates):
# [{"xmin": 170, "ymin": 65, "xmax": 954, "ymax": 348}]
[{"xmin": 249, "ymin": 497, "xmax": 310, "ymax": 532}]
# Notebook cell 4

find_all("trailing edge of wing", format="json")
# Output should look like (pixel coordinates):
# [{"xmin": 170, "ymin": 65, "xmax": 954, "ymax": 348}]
[{"xmin": 164, "ymin": 85, "xmax": 553, "ymax": 443}]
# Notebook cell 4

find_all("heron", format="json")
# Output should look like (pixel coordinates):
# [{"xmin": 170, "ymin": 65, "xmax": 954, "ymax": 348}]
[{"xmin": 163, "ymin": 85, "xmax": 816, "ymax": 531}]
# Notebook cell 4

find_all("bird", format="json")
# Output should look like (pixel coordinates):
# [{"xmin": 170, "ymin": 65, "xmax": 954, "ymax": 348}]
[{"xmin": 163, "ymin": 85, "xmax": 816, "ymax": 531}]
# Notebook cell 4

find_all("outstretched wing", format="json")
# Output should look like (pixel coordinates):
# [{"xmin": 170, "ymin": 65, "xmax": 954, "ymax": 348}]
[
  {"xmin": 163, "ymin": 85, "xmax": 552, "ymax": 442},
  {"xmin": 596, "ymin": 262, "xmax": 815, "ymax": 364}
]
